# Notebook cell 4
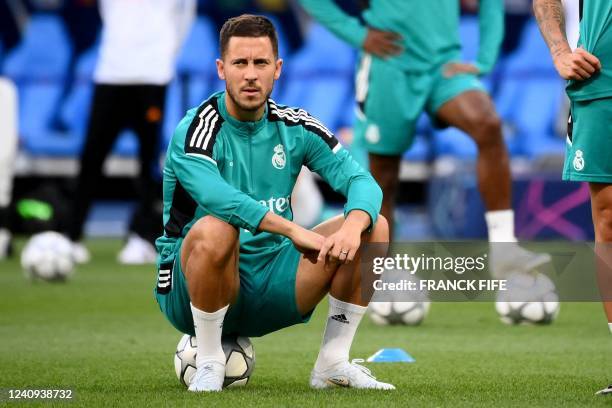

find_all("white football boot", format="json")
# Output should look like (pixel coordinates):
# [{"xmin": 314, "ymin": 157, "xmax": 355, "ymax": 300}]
[
  {"xmin": 310, "ymin": 359, "xmax": 395, "ymax": 390},
  {"xmin": 489, "ymin": 243, "xmax": 551, "ymax": 278},
  {"xmin": 188, "ymin": 360, "xmax": 225, "ymax": 392},
  {"xmin": 117, "ymin": 233, "xmax": 157, "ymax": 265},
  {"xmin": 596, "ymin": 384, "xmax": 612, "ymax": 396},
  {"xmin": 70, "ymin": 241, "xmax": 91, "ymax": 264}
]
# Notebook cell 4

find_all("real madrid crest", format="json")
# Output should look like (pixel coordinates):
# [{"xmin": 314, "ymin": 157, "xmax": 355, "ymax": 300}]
[
  {"xmin": 272, "ymin": 144, "xmax": 286, "ymax": 170},
  {"xmin": 573, "ymin": 149, "xmax": 584, "ymax": 171}
]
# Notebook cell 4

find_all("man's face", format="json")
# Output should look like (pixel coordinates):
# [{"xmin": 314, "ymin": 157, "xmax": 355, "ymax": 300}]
[{"xmin": 217, "ymin": 36, "xmax": 282, "ymax": 118}]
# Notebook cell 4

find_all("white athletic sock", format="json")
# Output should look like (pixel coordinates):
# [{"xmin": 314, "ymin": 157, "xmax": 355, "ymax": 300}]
[
  {"xmin": 314, "ymin": 295, "xmax": 367, "ymax": 372},
  {"xmin": 190, "ymin": 303, "xmax": 228, "ymax": 367},
  {"xmin": 609, "ymin": 322, "xmax": 612, "ymax": 334},
  {"xmin": 485, "ymin": 209, "xmax": 517, "ymax": 243}
]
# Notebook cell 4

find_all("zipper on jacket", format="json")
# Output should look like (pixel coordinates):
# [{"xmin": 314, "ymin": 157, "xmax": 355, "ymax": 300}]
[{"xmin": 248, "ymin": 135, "xmax": 254, "ymax": 194}]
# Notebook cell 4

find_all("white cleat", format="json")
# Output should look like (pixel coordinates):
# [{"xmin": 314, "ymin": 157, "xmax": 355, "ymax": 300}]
[
  {"xmin": 310, "ymin": 359, "xmax": 395, "ymax": 390},
  {"xmin": 117, "ymin": 233, "xmax": 157, "ymax": 265},
  {"xmin": 490, "ymin": 243, "xmax": 551, "ymax": 278},
  {"xmin": 70, "ymin": 241, "xmax": 91, "ymax": 264},
  {"xmin": 596, "ymin": 384, "xmax": 612, "ymax": 396},
  {"xmin": 188, "ymin": 360, "xmax": 225, "ymax": 392}
]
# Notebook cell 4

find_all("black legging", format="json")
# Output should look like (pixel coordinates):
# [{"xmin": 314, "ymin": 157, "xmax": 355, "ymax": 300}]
[{"xmin": 68, "ymin": 84, "xmax": 166, "ymax": 244}]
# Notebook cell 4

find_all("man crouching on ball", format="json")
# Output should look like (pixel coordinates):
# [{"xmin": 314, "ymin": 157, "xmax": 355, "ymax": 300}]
[{"xmin": 154, "ymin": 14, "xmax": 392, "ymax": 392}]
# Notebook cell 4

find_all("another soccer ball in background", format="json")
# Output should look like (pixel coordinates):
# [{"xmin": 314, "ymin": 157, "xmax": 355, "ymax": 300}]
[
  {"xmin": 368, "ymin": 271, "xmax": 430, "ymax": 326},
  {"xmin": 20, "ymin": 231, "xmax": 74, "ymax": 282},
  {"xmin": 369, "ymin": 300, "xmax": 431, "ymax": 326},
  {"xmin": 174, "ymin": 334, "xmax": 255, "ymax": 388},
  {"xmin": 495, "ymin": 272, "xmax": 560, "ymax": 325}
]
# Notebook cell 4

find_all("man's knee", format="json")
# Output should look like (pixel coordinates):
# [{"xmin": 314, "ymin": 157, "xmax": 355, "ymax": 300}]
[
  {"xmin": 185, "ymin": 216, "xmax": 238, "ymax": 268},
  {"xmin": 470, "ymin": 111, "xmax": 503, "ymax": 147},
  {"xmin": 595, "ymin": 208, "xmax": 612, "ymax": 242}
]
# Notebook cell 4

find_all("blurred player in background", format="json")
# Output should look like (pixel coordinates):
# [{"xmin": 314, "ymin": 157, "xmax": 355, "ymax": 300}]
[
  {"xmin": 299, "ymin": 0, "xmax": 550, "ymax": 277},
  {"xmin": 50, "ymin": 0, "xmax": 101, "ymax": 131},
  {"xmin": 534, "ymin": 0, "xmax": 612, "ymax": 396},
  {"xmin": 0, "ymin": 78, "xmax": 18, "ymax": 259},
  {"xmin": 67, "ymin": 0, "xmax": 196, "ymax": 264},
  {"xmin": 155, "ymin": 15, "xmax": 393, "ymax": 392}
]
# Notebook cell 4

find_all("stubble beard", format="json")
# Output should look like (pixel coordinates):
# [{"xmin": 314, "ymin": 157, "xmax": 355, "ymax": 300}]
[{"xmin": 227, "ymin": 82, "xmax": 274, "ymax": 114}]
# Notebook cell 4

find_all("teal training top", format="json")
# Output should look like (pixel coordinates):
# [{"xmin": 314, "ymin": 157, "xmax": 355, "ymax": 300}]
[
  {"xmin": 299, "ymin": 0, "xmax": 504, "ymax": 74},
  {"xmin": 566, "ymin": 0, "xmax": 612, "ymax": 101},
  {"xmin": 156, "ymin": 92, "xmax": 382, "ymax": 269}
]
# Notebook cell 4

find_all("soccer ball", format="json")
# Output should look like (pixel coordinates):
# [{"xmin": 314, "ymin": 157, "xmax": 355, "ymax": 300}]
[
  {"xmin": 369, "ymin": 271, "xmax": 430, "ymax": 326},
  {"xmin": 20, "ymin": 231, "xmax": 74, "ymax": 282},
  {"xmin": 174, "ymin": 334, "xmax": 255, "ymax": 388},
  {"xmin": 369, "ymin": 301, "xmax": 431, "ymax": 326},
  {"xmin": 495, "ymin": 272, "xmax": 560, "ymax": 325}
]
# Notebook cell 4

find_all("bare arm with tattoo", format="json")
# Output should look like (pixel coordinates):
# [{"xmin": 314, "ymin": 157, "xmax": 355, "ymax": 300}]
[{"xmin": 533, "ymin": 0, "xmax": 601, "ymax": 80}]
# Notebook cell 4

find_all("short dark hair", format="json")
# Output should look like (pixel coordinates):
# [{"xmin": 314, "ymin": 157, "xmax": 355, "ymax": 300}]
[{"xmin": 219, "ymin": 14, "xmax": 279, "ymax": 58}]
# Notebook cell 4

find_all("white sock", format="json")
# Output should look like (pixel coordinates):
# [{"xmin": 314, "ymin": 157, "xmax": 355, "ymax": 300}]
[
  {"xmin": 608, "ymin": 322, "xmax": 612, "ymax": 334},
  {"xmin": 485, "ymin": 209, "xmax": 517, "ymax": 243},
  {"xmin": 190, "ymin": 303, "xmax": 228, "ymax": 367},
  {"xmin": 314, "ymin": 295, "xmax": 367, "ymax": 372}
]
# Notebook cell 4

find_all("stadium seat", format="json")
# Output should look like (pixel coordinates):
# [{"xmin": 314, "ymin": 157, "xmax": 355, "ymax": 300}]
[
  {"xmin": 3, "ymin": 14, "xmax": 77, "ymax": 156},
  {"xmin": 161, "ymin": 79, "xmax": 182, "ymax": 152},
  {"xmin": 3, "ymin": 14, "xmax": 72, "ymax": 81},
  {"xmin": 494, "ymin": 20, "xmax": 566, "ymax": 158},
  {"xmin": 459, "ymin": 16, "xmax": 479, "ymax": 63},
  {"xmin": 399, "ymin": 114, "xmax": 432, "ymax": 162},
  {"xmin": 176, "ymin": 16, "xmax": 218, "ymax": 109},
  {"xmin": 432, "ymin": 127, "xmax": 477, "ymax": 160},
  {"xmin": 60, "ymin": 44, "xmax": 98, "ymax": 138},
  {"xmin": 279, "ymin": 23, "xmax": 355, "ymax": 132},
  {"xmin": 161, "ymin": 16, "xmax": 222, "ymax": 155},
  {"xmin": 403, "ymin": 133, "xmax": 432, "ymax": 162}
]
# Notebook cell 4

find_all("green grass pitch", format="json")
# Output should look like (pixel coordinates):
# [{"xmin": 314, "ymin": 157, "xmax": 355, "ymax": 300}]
[{"xmin": 1, "ymin": 239, "xmax": 611, "ymax": 407}]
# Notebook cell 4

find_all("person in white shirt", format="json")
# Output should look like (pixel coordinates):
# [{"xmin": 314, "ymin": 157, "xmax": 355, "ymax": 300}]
[{"xmin": 67, "ymin": 0, "xmax": 196, "ymax": 264}]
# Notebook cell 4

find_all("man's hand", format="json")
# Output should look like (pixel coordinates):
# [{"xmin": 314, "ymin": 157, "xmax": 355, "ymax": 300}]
[
  {"xmin": 553, "ymin": 48, "xmax": 601, "ymax": 80},
  {"xmin": 259, "ymin": 211, "xmax": 324, "ymax": 262},
  {"xmin": 363, "ymin": 28, "xmax": 402, "ymax": 58},
  {"xmin": 532, "ymin": 0, "xmax": 600, "ymax": 80},
  {"xmin": 443, "ymin": 62, "xmax": 480, "ymax": 78},
  {"xmin": 317, "ymin": 210, "xmax": 371, "ymax": 264},
  {"xmin": 317, "ymin": 225, "xmax": 361, "ymax": 264},
  {"xmin": 289, "ymin": 226, "xmax": 325, "ymax": 262}
]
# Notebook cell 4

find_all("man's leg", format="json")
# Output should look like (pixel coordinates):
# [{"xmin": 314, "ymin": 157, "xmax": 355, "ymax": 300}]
[
  {"xmin": 353, "ymin": 55, "xmax": 423, "ymax": 240},
  {"xmin": 181, "ymin": 215, "xmax": 240, "ymax": 392},
  {"xmin": 589, "ymin": 183, "xmax": 612, "ymax": 332},
  {"xmin": 436, "ymin": 90, "xmax": 550, "ymax": 275},
  {"xmin": 294, "ymin": 214, "xmax": 394, "ymax": 389},
  {"xmin": 436, "ymin": 90, "xmax": 511, "ymax": 214},
  {"xmin": 590, "ymin": 183, "xmax": 612, "ymax": 396},
  {"xmin": 368, "ymin": 154, "xmax": 401, "ymax": 239},
  {"xmin": 67, "ymin": 85, "xmax": 125, "ymax": 262},
  {"xmin": 117, "ymin": 85, "xmax": 166, "ymax": 264}
]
